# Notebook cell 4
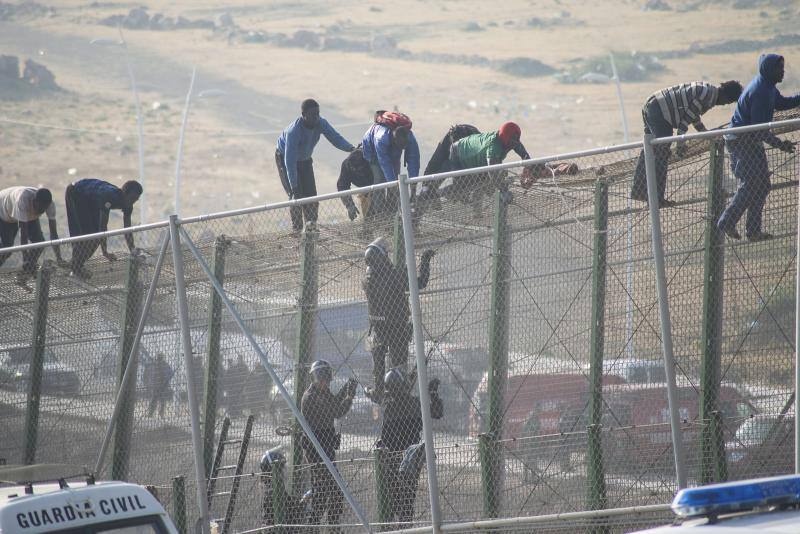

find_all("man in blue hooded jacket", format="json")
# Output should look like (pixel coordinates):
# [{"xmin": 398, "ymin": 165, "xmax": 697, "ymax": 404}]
[
  {"xmin": 361, "ymin": 113, "xmax": 421, "ymax": 217},
  {"xmin": 717, "ymin": 54, "xmax": 800, "ymax": 241},
  {"xmin": 275, "ymin": 99, "xmax": 355, "ymax": 232}
]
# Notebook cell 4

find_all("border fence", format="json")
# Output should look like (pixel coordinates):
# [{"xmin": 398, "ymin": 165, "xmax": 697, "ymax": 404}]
[{"xmin": 1, "ymin": 110, "xmax": 799, "ymax": 533}]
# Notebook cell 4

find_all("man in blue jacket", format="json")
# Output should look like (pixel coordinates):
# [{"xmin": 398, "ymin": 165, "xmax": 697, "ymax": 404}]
[
  {"xmin": 361, "ymin": 112, "xmax": 421, "ymax": 217},
  {"xmin": 276, "ymin": 99, "xmax": 355, "ymax": 232},
  {"xmin": 65, "ymin": 178, "xmax": 142, "ymax": 279},
  {"xmin": 717, "ymin": 54, "xmax": 800, "ymax": 241}
]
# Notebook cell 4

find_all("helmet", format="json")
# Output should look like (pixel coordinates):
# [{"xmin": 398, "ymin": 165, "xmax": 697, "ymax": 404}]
[
  {"xmin": 364, "ymin": 237, "xmax": 389, "ymax": 267},
  {"xmin": 260, "ymin": 447, "xmax": 285, "ymax": 473},
  {"xmin": 384, "ymin": 367, "xmax": 408, "ymax": 397},
  {"xmin": 309, "ymin": 360, "xmax": 332, "ymax": 383}
]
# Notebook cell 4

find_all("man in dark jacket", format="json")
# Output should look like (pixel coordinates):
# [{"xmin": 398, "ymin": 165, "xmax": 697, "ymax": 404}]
[
  {"xmin": 65, "ymin": 178, "xmax": 142, "ymax": 279},
  {"xmin": 300, "ymin": 360, "xmax": 357, "ymax": 530},
  {"xmin": 276, "ymin": 99, "xmax": 355, "ymax": 232},
  {"xmin": 377, "ymin": 368, "xmax": 443, "ymax": 526},
  {"xmin": 630, "ymin": 80, "xmax": 742, "ymax": 207},
  {"xmin": 362, "ymin": 238, "xmax": 435, "ymax": 403},
  {"xmin": 336, "ymin": 146, "xmax": 375, "ymax": 222},
  {"xmin": 718, "ymin": 54, "xmax": 800, "ymax": 241}
]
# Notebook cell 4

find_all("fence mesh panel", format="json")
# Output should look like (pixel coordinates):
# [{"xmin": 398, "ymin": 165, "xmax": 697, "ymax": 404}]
[{"xmin": 1, "ymin": 111, "xmax": 799, "ymax": 533}]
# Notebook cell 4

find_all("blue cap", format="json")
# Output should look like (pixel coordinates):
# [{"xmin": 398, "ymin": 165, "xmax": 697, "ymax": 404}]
[{"xmin": 672, "ymin": 474, "xmax": 800, "ymax": 518}]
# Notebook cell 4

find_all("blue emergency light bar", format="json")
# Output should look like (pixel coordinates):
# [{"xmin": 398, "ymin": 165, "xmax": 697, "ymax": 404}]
[{"xmin": 672, "ymin": 475, "xmax": 800, "ymax": 518}]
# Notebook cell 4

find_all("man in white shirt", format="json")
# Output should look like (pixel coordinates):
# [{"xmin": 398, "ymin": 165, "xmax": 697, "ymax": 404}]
[{"xmin": 0, "ymin": 186, "xmax": 67, "ymax": 280}]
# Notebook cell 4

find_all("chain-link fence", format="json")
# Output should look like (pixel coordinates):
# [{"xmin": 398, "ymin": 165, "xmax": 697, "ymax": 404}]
[{"xmin": 1, "ymin": 111, "xmax": 799, "ymax": 533}]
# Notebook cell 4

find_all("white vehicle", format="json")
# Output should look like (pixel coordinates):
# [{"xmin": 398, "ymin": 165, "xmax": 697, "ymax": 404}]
[
  {"xmin": 0, "ymin": 465, "xmax": 178, "ymax": 534},
  {"xmin": 634, "ymin": 474, "xmax": 800, "ymax": 533}
]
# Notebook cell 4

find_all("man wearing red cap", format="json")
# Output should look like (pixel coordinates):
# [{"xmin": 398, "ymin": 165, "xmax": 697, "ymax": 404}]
[{"xmin": 434, "ymin": 122, "xmax": 534, "ymax": 207}]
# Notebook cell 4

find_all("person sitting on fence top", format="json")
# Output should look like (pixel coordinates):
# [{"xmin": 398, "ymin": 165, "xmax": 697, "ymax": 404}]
[
  {"xmin": 361, "ymin": 111, "xmax": 421, "ymax": 215},
  {"xmin": 630, "ymin": 80, "xmax": 743, "ymax": 208},
  {"xmin": 0, "ymin": 186, "xmax": 68, "ymax": 284},
  {"xmin": 275, "ymin": 99, "xmax": 356, "ymax": 233},
  {"xmin": 300, "ymin": 359, "xmax": 357, "ymax": 530},
  {"xmin": 717, "ymin": 54, "xmax": 800, "ymax": 242},
  {"xmin": 65, "ymin": 178, "xmax": 142, "ymax": 280},
  {"xmin": 376, "ymin": 367, "xmax": 443, "ymax": 527}
]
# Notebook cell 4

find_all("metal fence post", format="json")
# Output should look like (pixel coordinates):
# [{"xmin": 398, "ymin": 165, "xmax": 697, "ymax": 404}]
[
  {"xmin": 393, "ymin": 211, "xmax": 405, "ymax": 268},
  {"xmin": 169, "ymin": 215, "xmax": 212, "ymax": 534},
  {"xmin": 700, "ymin": 139, "xmax": 727, "ymax": 484},
  {"xmin": 290, "ymin": 226, "xmax": 318, "ymax": 494},
  {"xmin": 95, "ymin": 236, "xmax": 171, "ymax": 477},
  {"xmin": 587, "ymin": 179, "xmax": 608, "ymax": 513},
  {"xmin": 22, "ymin": 260, "xmax": 53, "ymax": 465},
  {"xmin": 272, "ymin": 457, "xmax": 287, "ymax": 534},
  {"xmin": 480, "ymin": 189, "xmax": 512, "ymax": 518},
  {"xmin": 374, "ymin": 448, "xmax": 392, "ymax": 529},
  {"xmin": 203, "ymin": 235, "xmax": 229, "ymax": 477},
  {"xmin": 643, "ymin": 133, "xmax": 687, "ymax": 489},
  {"xmin": 796, "ymin": 132, "xmax": 800, "ymax": 474},
  {"xmin": 172, "ymin": 475, "xmax": 188, "ymax": 534},
  {"xmin": 397, "ymin": 174, "xmax": 443, "ymax": 533},
  {"xmin": 111, "ymin": 253, "xmax": 144, "ymax": 480}
]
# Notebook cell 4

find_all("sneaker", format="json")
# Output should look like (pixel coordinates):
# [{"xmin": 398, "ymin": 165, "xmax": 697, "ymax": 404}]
[
  {"xmin": 15, "ymin": 272, "xmax": 32, "ymax": 287},
  {"xmin": 70, "ymin": 266, "xmax": 92, "ymax": 280},
  {"xmin": 747, "ymin": 231, "xmax": 773, "ymax": 242},
  {"xmin": 718, "ymin": 223, "xmax": 741, "ymax": 240}
]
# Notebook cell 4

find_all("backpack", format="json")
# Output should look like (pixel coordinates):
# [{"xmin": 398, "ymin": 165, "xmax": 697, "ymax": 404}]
[
  {"xmin": 448, "ymin": 124, "xmax": 480, "ymax": 143},
  {"xmin": 374, "ymin": 110, "xmax": 413, "ymax": 130}
]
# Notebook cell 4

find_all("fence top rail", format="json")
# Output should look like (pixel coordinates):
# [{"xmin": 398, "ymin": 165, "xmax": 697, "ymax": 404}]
[
  {"xmin": 408, "ymin": 139, "xmax": 644, "ymax": 186},
  {"xmin": 650, "ymin": 116, "xmax": 800, "ymax": 145}
]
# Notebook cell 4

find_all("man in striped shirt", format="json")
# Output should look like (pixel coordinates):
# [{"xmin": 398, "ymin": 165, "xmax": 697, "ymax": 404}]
[{"xmin": 631, "ymin": 81, "xmax": 742, "ymax": 207}]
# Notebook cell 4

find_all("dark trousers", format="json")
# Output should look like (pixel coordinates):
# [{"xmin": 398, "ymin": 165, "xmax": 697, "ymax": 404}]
[
  {"xmin": 65, "ymin": 184, "xmax": 103, "ymax": 271},
  {"xmin": 0, "ymin": 218, "xmax": 45, "ymax": 274},
  {"xmin": 431, "ymin": 144, "xmax": 464, "ymax": 200},
  {"xmin": 148, "ymin": 392, "xmax": 168, "ymax": 418},
  {"xmin": 371, "ymin": 322, "xmax": 412, "ymax": 397},
  {"xmin": 383, "ymin": 451, "xmax": 419, "ymax": 526},
  {"xmin": 631, "ymin": 98, "xmax": 674, "ymax": 203},
  {"xmin": 717, "ymin": 136, "xmax": 771, "ymax": 237},
  {"xmin": 307, "ymin": 459, "xmax": 344, "ymax": 527},
  {"xmin": 275, "ymin": 150, "xmax": 318, "ymax": 231},
  {"xmin": 366, "ymin": 163, "xmax": 400, "ymax": 223}
]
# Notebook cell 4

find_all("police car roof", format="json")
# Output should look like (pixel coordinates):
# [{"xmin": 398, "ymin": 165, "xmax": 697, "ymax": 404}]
[
  {"xmin": 0, "ymin": 480, "xmax": 168, "ymax": 534},
  {"xmin": 635, "ymin": 508, "xmax": 800, "ymax": 532},
  {"xmin": 633, "ymin": 475, "xmax": 800, "ymax": 533}
]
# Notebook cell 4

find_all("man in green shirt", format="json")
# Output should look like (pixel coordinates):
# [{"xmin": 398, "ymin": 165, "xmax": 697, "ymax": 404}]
[{"xmin": 437, "ymin": 122, "xmax": 533, "ymax": 207}]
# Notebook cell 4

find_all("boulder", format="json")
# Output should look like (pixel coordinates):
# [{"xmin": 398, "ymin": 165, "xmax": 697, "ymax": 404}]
[
  {"xmin": 642, "ymin": 0, "xmax": 672, "ymax": 10},
  {"xmin": 215, "ymin": 12, "xmax": 234, "ymax": 28},
  {"xmin": 22, "ymin": 59, "xmax": 59, "ymax": 90},
  {"xmin": 124, "ymin": 7, "xmax": 150, "ymax": 29},
  {"xmin": 288, "ymin": 30, "xmax": 321, "ymax": 49},
  {"xmin": 370, "ymin": 34, "xmax": 397, "ymax": 53},
  {"xmin": 0, "ymin": 55, "xmax": 19, "ymax": 79}
]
